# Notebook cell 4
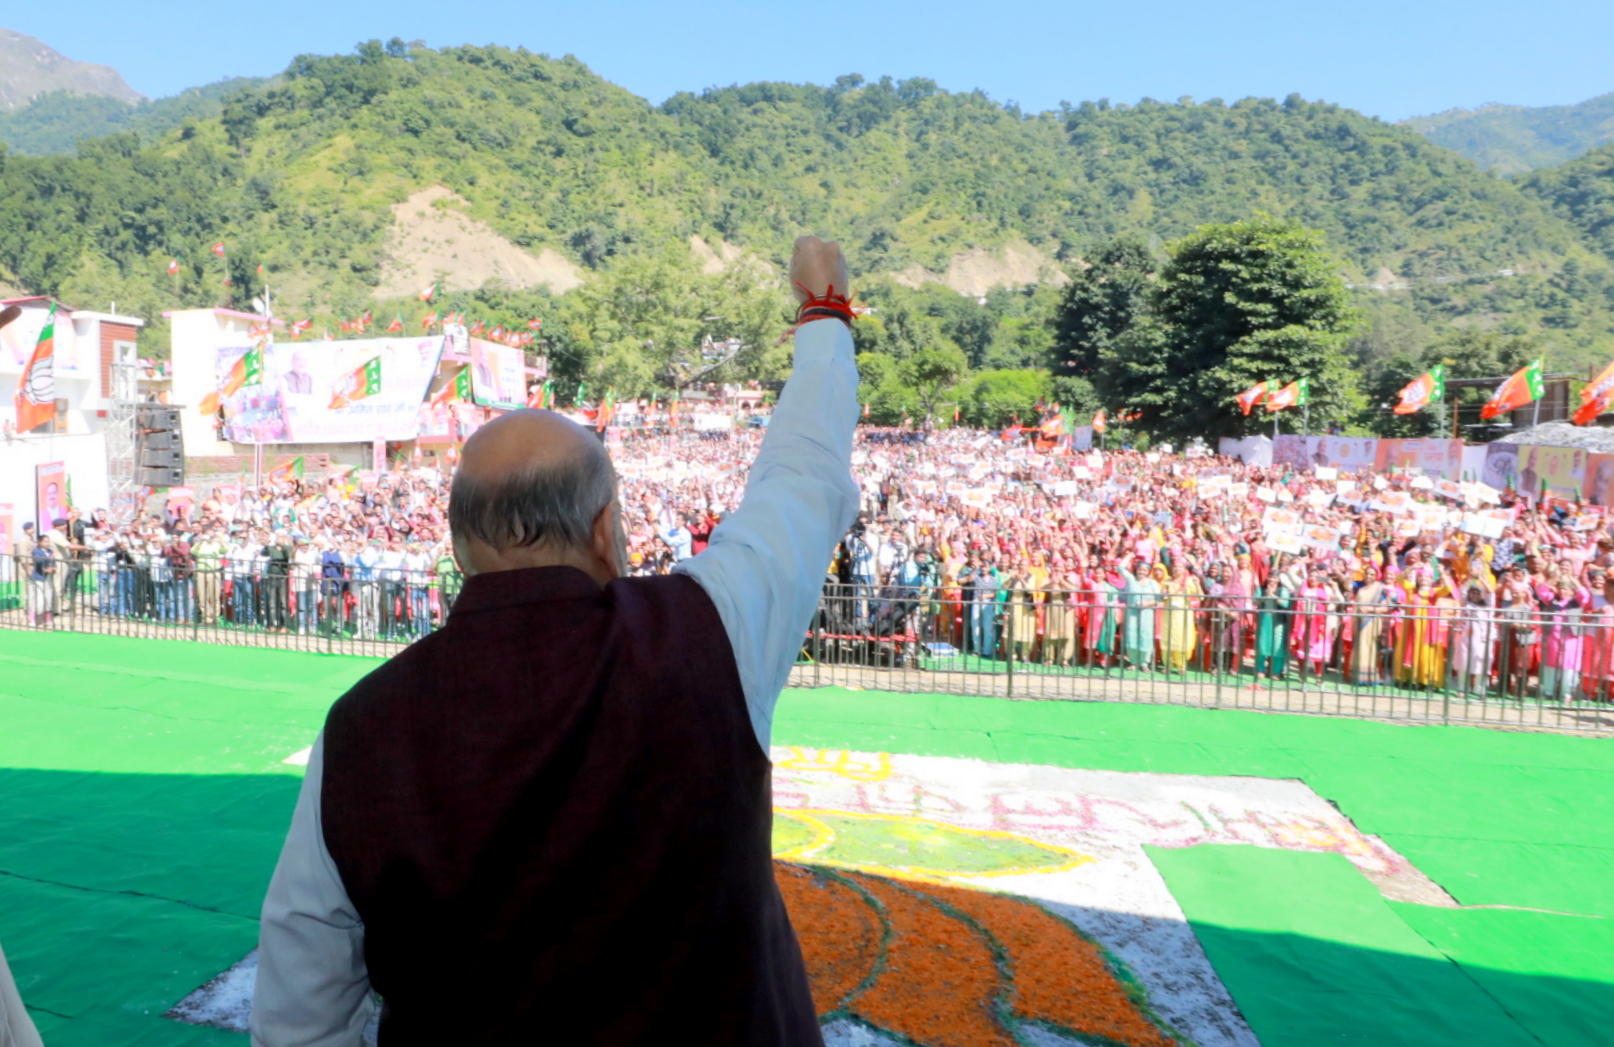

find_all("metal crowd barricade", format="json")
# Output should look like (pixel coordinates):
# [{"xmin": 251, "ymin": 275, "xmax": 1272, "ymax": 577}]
[
  {"xmin": 0, "ymin": 554, "xmax": 463, "ymax": 660},
  {"xmin": 4, "ymin": 559, "xmax": 1610, "ymax": 734},
  {"xmin": 794, "ymin": 582, "xmax": 1614, "ymax": 734}
]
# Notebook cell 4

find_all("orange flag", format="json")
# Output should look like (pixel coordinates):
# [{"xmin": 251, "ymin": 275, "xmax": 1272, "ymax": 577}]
[
  {"xmin": 1573, "ymin": 358, "xmax": 1614, "ymax": 425},
  {"xmin": 1479, "ymin": 359, "xmax": 1545, "ymax": 420},
  {"xmin": 1092, "ymin": 409, "xmax": 1107, "ymax": 433},
  {"xmin": 1235, "ymin": 381, "xmax": 1269, "ymax": 416},
  {"xmin": 14, "ymin": 305, "xmax": 56, "ymax": 433}
]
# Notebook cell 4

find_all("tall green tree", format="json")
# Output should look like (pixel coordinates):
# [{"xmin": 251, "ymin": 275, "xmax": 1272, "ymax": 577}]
[
  {"xmin": 1096, "ymin": 217, "xmax": 1360, "ymax": 439},
  {"xmin": 1050, "ymin": 237, "xmax": 1154, "ymax": 377}
]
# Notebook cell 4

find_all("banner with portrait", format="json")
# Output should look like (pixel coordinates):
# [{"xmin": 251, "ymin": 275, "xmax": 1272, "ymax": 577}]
[
  {"xmin": 216, "ymin": 336, "xmax": 445, "ymax": 444},
  {"xmin": 467, "ymin": 338, "xmax": 526, "ymax": 410},
  {"xmin": 1376, "ymin": 438, "xmax": 1463, "ymax": 479},
  {"xmin": 35, "ymin": 462, "xmax": 68, "ymax": 532},
  {"xmin": 1513, "ymin": 444, "xmax": 1585, "ymax": 499}
]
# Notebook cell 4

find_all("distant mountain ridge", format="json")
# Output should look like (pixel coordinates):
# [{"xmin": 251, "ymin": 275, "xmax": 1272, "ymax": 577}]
[
  {"xmin": 0, "ymin": 77, "xmax": 267, "ymax": 155},
  {"xmin": 1401, "ymin": 92, "xmax": 1614, "ymax": 175},
  {"xmin": 0, "ymin": 27, "xmax": 142, "ymax": 110}
]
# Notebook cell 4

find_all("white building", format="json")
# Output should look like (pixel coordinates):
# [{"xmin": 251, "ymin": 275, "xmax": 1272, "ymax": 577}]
[{"xmin": 0, "ymin": 297, "xmax": 145, "ymax": 543}]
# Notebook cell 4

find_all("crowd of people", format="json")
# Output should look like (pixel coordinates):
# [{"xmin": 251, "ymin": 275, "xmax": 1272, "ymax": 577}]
[{"xmin": 10, "ymin": 423, "xmax": 1614, "ymax": 700}]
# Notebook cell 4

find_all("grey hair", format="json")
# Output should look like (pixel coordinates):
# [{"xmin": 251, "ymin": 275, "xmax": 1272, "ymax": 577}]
[{"xmin": 449, "ymin": 451, "xmax": 616, "ymax": 551}]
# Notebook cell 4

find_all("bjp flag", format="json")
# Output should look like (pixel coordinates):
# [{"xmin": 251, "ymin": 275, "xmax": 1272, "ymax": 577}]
[
  {"xmin": 1573, "ymin": 358, "xmax": 1614, "ymax": 425},
  {"xmin": 329, "ymin": 357, "xmax": 382, "ymax": 410},
  {"xmin": 1265, "ymin": 378, "xmax": 1310, "ymax": 412},
  {"xmin": 1235, "ymin": 381, "xmax": 1269, "ymax": 416},
  {"xmin": 14, "ymin": 305, "xmax": 57, "ymax": 433},
  {"xmin": 1479, "ymin": 359, "xmax": 1545, "ymax": 420},
  {"xmin": 1092, "ymin": 409, "xmax": 1107, "ymax": 433},
  {"xmin": 1393, "ymin": 366, "xmax": 1446, "ymax": 415}
]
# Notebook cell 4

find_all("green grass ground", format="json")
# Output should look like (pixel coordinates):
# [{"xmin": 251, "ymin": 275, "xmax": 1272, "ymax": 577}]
[{"xmin": 0, "ymin": 630, "xmax": 1610, "ymax": 1045}]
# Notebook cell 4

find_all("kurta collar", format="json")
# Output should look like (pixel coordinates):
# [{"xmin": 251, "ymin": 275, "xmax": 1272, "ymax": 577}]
[{"xmin": 449, "ymin": 565, "xmax": 604, "ymax": 617}]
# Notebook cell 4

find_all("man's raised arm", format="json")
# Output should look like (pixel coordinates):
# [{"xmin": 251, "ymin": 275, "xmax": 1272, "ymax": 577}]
[{"xmin": 675, "ymin": 236, "xmax": 861, "ymax": 751}]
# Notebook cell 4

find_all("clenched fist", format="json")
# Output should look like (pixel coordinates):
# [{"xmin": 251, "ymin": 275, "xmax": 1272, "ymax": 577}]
[{"xmin": 789, "ymin": 236, "xmax": 849, "ymax": 304}]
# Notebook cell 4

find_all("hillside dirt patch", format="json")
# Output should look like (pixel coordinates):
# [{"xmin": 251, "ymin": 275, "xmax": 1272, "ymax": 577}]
[
  {"xmin": 893, "ymin": 240, "xmax": 1070, "ymax": 297},
  {"xmin": 374, "ymin": 185, "xmax": 583, "ymax": 298}
]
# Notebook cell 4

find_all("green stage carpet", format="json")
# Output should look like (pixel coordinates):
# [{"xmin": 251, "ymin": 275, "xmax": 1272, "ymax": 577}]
[{"xmin": 0, "ymin": 631, "xmax": 1610, "ymax": 1045}]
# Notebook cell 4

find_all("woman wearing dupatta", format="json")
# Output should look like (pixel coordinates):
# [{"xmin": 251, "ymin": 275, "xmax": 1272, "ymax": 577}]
[
  {"xmin": 1579, "ymin": 577, "xmax": 1614, "ymax": 702},
  {"xmin": 1451, "ymin": 579, "xmax": 1498, "ymax": 695},
  {"xmin": 1395, "ymin": 582, "xmax": 1448, "ymax": 689},
  {"xmin": 1254, "ymin": 573, "xmax": 1295, "ymax": 680},
  {"xmin": 1350, "ymin": 570, "xmax": 1396, "ymax": 685},
  {"xmin": 1081, "ymin": 556, "xmax": 1122, "ymax": 667},
  {"xmin": 1159, "ymin": 561, "xmax": 1201, "ymax": 673},
  {"xmin": 1007, "ymin": 566, "xmax": 1041, "ymax": 663},
  {"xmin": 1119, "ymin": 559, "xmax": 1162, "ymax": 671},
  {"xmin": 1043, "ymin": 571, "xmax": 1081, "ymax": 667},
  {"xmin": 1203, "ymin": 562, "xmax": 1250, "ymax": 673},
  {"xmin": 1539, "ymin": 578, "xmax": 1589, "ymax": 700}
]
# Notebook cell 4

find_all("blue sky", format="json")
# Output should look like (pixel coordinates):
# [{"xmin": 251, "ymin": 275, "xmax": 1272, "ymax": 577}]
[{"xmin": 16, "ymin": 0, "xmax": 1614, "ymax": 122}]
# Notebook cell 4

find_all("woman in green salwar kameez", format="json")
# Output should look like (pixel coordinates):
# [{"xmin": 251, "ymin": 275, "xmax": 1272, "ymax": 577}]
[{"xmin": 1254, "ymin": 575, "xmax": 1294, "ymax": 680}]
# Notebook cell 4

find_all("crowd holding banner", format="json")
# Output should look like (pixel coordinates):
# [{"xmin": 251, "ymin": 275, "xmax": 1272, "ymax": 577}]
[{"xmin": 10, "ymin": 420, "xmax": 1614, "ymax": 703}]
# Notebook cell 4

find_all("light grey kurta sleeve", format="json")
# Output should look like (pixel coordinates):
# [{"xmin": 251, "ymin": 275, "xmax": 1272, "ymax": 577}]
[
  {"xmin": 675, "ymin": 317, "xmax": 861, "ymax": 750},
  {"xmin": 251, "ymin": 733, "xmax": 375, "ymax": 1047}
]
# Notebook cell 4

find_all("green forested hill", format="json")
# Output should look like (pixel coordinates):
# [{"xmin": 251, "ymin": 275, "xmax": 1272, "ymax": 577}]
[
  {"xmin": 1402, "ymin": 93, "xmax": 1614, "ymax": 176},
  {"xmin": 1, "ymin": 40, "xmax": 1613, "ymax": 411},
  {"xmin": 0, "ymin": 78, "xmax": 265, "ymax": 156},
  {"xmin": 1523, "ymin": 142, "xmax": 1614, "ymax": 265}
]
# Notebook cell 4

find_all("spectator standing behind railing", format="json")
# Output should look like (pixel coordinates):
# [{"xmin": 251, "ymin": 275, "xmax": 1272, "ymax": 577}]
[
  {"xmin": 193, "ymin": 530, "xmax": 226, "ymax": 625},
  {"xmin": 352, "ymin": 539, "xmax": 381, "ymax": 640},
  {"xmin": 150, "ymin": 537, "xmax": 175, "ymax": 622},
  {"xmin": 403, "ymin": 541, "xmax": 432, "ymax": 638},
  {"xmin": 168, "ymin": 537, "xmax": 196, "ymax": 623},
  {"xmin": 293, "ymin": 538, "xmax": 320, "ymax": 634},
  {"xmin": 377, "ymin": 540, "xmax": 406, "ymax": 639},
  {"xmin": 266, "ymin": 532, "xmax": 293, "ymax": 633},
  {"xmin": 320, "ymin": 541, "xmax": 348, "ymax": 638},
  {"xmin": 227, "ymin": 533, "xmax": 254, "ymax": 626},
  {"xmin": 27, "ymin": 533, "xmax": 54, "ymax": 628}
]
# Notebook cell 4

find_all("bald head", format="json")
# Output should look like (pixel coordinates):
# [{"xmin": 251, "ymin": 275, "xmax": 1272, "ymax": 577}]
[{"xmin": 449, "ymin": 409, "xmax": 624, "ymax": 581}]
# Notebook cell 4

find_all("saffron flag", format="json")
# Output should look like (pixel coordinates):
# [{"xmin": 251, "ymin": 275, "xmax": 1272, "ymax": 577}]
[
  {"xmin": 1001, "ymin": 423, "xmax": 1024, "ymax": 441},
  {"xmin": 421, "ymin": 311, "xmax": 439, "ymax": 330},
  {"xmin": 528, "ymin": 318, "xmax": 543, "ymax": 331},
  {"xmin": 1039, "ymin": 405, "xmax": 1064, "ymax": 437},
  {"xmin": 329, "ymin": 357, "xmax": 382, "ymax": 410},
  {"xmin": 14, "ymin": 304, "xmax": 57, "ymax": 433},
  {"xmin": 1235, "ymin": 381, "xmax": 1270, "ymax": 416},
  {"xmin": 596, "ymin": 390, "xmax": 616, "ymax": 432},
  {"xmin": 1393, "ymin": 366, "xmax": 1446, "ymax": 415},
  {"xmin": 1573, "ymin": 358, "xmax": 1614, "ymax": 425},
  {"xmin": 198, "ymin": 343, "xmax": 262, "ymax": 416},
  {"xmin": 1092, "ymin": 409, "xmax": 1107, "ymax": 433},
  {"xmin": 267, "ymin": 456, "xmax": 305, "ymax": 482},
  {"xmin": 1265, "ymin": 378, "xmax": 1310, "ymax": 412},
  {"xmin": 1480, "ymin": 359, "xmax": 1545, "ymax": 420},
  {"xmin": 431, "ymin": 368, "xmax": 470, "ymax": 407},
  {"xmin": 167, "ymin": 258, "xmax": 179, "ymax": 275},
  {"xmin": 210, "ymin": 242, "xmax": 226, "ymax": 257},
  {"xmin": 419, "ymin": 283, "xmax": 437, "ymax": 302},
  {"xmin": 386, "ymin": 316, "xmax": 403, "ymax": 333}
]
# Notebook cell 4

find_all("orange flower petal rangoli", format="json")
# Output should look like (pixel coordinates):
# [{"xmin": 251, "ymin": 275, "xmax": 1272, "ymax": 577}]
[
  {"xmin": 909, "ymin": 880, "xmax": 1179, "ymax": 1047},
  {"xmin": 774, "ymin": 863, "xmax": 881, "ymax": 1016},
  {"xmin": 840, "ymin": 870, "xmax": 1016, "ymax": 1047},
  {"xmin": 776, "ymin": 860, "xmax": 1182, "ymax": 1047}
]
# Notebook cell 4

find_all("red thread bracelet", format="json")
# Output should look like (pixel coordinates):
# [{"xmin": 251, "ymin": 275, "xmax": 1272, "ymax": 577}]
[{"xmin": 792, "ymin": 282, "xmax": 857, "ymax": 328}]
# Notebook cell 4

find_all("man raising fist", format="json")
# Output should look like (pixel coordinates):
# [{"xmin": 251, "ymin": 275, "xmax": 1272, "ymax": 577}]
[{"xmin": 253, "ymin": 237, "xmax": 860, "ymax": 1046}]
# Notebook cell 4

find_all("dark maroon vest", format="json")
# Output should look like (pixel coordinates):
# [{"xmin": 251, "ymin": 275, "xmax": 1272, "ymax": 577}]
[{"xmin": 320, "ymin": 566, "xmax": 821, "ymax": 1046}]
